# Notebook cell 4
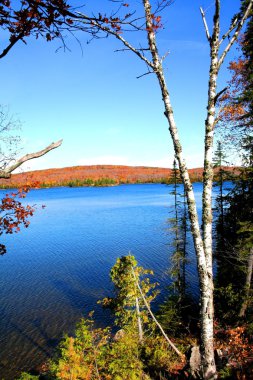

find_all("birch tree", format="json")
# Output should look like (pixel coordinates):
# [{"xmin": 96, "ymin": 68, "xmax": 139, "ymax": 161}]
[{"xmin": 68, "ymin": 1, "xmax": 253, "ymax": 378}]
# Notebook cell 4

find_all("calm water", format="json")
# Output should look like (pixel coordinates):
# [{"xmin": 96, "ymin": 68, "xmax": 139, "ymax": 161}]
[{"xmin": 0, "ymin": 183, "xmax": 202, "ymax": 379}]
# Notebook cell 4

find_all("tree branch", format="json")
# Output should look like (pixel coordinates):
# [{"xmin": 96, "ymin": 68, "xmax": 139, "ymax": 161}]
[
  {"xmin": 214, "ymin": 87, "xmax": 228, "ymax": 105},
  {"xmin": 200, "ymin": 7, "xmax": 211, "ymax": 42},
  {"xmin": 218, "ymin": 0, "xmax": 253, "ymax": 68},
  {"xmin": 0, "ymin": 139, "xmax": 63, "ymax": 179},
  {"xmin": 0, "ymin": 32, "xmax": 25, "ymax": 59},
  {"xmin": 161, "ymin": 49, "xmax": 170, "ymax": 63},
  {"xmin": 76, "ymin": 12, "xmax": 154, "ymax": 69},
  {"xmin": 136, "ymin": 70, "xmax": 153, "ymax": 79},
  {"xmin": 219, "ymin": 17, "xmax": 238, "ymax": 47}
]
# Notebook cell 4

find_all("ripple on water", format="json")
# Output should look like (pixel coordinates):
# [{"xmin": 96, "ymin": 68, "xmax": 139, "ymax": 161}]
[{"xmin": 0, "ymin": 184, "xmax": 203, "ymax": 379}]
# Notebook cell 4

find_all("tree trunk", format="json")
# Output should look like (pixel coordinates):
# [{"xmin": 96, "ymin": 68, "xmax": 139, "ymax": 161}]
[
  {"xmin": 142, "ymin": 1, "xmax": 217, "ymax": 378},
  {"xmin": 86, "ymin": 1, "xmax": 253, "ymax": 378},
  {"xmin": 200, "ymin": 4, "xmax": 220, "ymax": 377},
  {"xmin": 239, "ymin": 247, "xmax": 253, "ymax": 318}
]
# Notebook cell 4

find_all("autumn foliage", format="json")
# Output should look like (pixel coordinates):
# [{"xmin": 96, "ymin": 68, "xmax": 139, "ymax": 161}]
[
  {"xmin": 0, "ymin": 165, "xmax": 238, "ymax": 189},
  {"xmin": 0, "ymin": 184, "xmax": 37, "ymax": 254},
  {"xmin": 215, "ymin": 325, "xmax": 253, "ymax": 379}
]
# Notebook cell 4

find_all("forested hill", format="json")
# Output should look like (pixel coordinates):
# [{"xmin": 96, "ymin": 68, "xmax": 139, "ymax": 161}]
[{"xmin": 0, "ymin": 165, "xmax": 237, "ymax": 188}]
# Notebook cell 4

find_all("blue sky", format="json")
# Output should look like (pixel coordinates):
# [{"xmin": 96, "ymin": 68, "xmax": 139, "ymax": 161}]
[{"xmin": 0, "ymin": 0, "xmax": 242, "ymax": 171}]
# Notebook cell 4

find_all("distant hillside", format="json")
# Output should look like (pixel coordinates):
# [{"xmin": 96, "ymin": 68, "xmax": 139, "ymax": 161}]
[{"xmin": 0, "ymin": 165, "xmax": 238, "ymax": 189}]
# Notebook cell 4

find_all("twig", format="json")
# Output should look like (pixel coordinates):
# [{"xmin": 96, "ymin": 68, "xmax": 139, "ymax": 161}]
[
  {"xmin": 76, "ymin": 12, "xmax": 154, "ymax": 69},
  {"xmin": 136, "ymin": 71, "xmax": 153, "ymax": 79},
  {"xmin": 114, "ymin": 48, "xmax": 131, "ymax": 53},
  {"xmin": 161, "ymin": 49, "xmax": 170, "ymax": 63},
  {"xmin": 219, "ymin": 17, "xmax": 238, "ymax": 47},
  {"xmin": 214, "ymin": 87, "xmax": 228, "ymax": 105}
]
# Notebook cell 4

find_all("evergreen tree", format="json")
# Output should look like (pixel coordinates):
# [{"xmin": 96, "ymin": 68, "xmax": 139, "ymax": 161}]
[
  {"xmin": 239, "ymin": 0, "xmax": 253, "ymax": 128},
  {"xmin": 215, "ymin": 140, "xmax": 253, "ymax": 322},
  {"xmin": 100, "ymin": 255, "xmax": 158, "ymax": 340},
  {"xmin": 213, "ymin": 142, "xmax": 225, "ymax": 241},
  {"xmin": 169, "ymin": 158, "xmax": 188, "ymax": 303},
  {"xmin": 214, "ymin": 2, "xmax": 253, "ymax": 322}
]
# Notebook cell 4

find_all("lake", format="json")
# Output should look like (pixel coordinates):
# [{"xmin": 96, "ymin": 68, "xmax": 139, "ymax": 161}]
[{"xmin": 0, "ymin": 183, "xmax": 203, "ymax": 379}]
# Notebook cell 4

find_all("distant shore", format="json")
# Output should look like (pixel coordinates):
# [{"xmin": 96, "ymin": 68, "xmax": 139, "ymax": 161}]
[{"xmin": 0, "ymin": 164, "xmax": 238, "ymax": 189}]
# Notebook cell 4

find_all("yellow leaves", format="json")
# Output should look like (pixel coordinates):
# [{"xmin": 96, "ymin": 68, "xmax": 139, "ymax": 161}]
[{"xmin": 56, "ymin": 337, "xmax": 93, "ymax": 380}]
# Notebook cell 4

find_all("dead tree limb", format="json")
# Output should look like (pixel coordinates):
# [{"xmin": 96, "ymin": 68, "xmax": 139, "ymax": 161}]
[
  {"xmin": 200, "ymin": 7, "xmax": 211, "ymax": 42},
  {"xmin": 0, "ymin": 139, "xmax": 63, "ymax": 179}
]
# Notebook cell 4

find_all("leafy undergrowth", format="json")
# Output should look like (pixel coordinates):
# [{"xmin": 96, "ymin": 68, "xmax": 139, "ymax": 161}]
[
  {"xmin": 16, "ymin": 256, "xmax": 253, "ymax": 380},
  {"xmin": 18, "ymin": 319, "xmax": 189, "ymax": 380},
  {"xmin": 215, "ymin": 324, "xmax": 253, "ymax": 379}
]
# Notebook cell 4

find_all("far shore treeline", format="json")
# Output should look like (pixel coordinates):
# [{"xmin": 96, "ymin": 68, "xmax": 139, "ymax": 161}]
[{"xmin": 0, "ymin": 165, "xmax": 239, "ymax": 189}]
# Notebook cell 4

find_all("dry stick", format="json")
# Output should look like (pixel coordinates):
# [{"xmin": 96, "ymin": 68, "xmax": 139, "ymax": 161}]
[
  {"xmin": 131, "ymin": 267, "xmax": 185, "ymax": 360},
  {"xmin": 0, "ymin": 139, "xmax": 63, "ymax": 179},
  {"xmin": 200, "ymin": 7, "xmax": 211, "ymax": 42}
]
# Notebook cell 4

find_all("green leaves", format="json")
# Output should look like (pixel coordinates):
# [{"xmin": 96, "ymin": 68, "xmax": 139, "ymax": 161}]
[{"xmin": 101, "ymin": 254, "xmax": 158, "ymax": 330}]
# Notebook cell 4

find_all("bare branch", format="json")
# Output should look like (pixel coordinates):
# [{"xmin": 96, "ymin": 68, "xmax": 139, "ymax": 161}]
[
  {"xmin": 219, "ymin": 17, "xmax": 238, "ymax": 47},
  {"xmin": 161, "ymin": 49, "xmax": 170, "ymax": 63},
  {"xmin": 76, "ymin": 12, "xmax": 154, "ymax": 68},
  {"xmin": 200, "ymin": 7, "xmax": 211, "ymax": 42},
  {"xmin": 136, "ymin": 70, "xmax": 153, "ymax": 79},
  {"xmin": 0, "ymin": 32, "xmax": 25, "ymax": 59},
  {"xmin": 114, "ymin": 48, "xmax": 131, "ymax": 53},
  {"xmin": 218, "ymin": 0, "xmax": 253, "ymax": 68},
  {"xmin": 214, "ymin": 86, "xmax": 228, "ymax": 105},
  {"xmin": 0, "ymin": 139, "xmax": 63, "ymax": 178}
]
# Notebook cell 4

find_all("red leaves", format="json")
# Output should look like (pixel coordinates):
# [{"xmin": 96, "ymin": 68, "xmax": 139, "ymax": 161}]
[
  {"xmin": 97, "ymin": 13, "xmax": 121, "ymax": 32},
  {"xmin": 146, "ymin": 14, "xmax": 163, "ymax": 33},
  {"xmin": 217, "ymin": 55, "xmax": 248, "ymax": 129},
  {"xmin": 0, "ymin": 187, "xmax": 35, "ymax": 234},
  {"xmin": 0, "ymin": 184, "xmax": 40, "ymax": 254},
  {"xmin": 215, "ymin": 325, "xmax": 253, "ymax": 370},
  {"xmin": 66, "ymin": 18, "xmax": 73, "ymax": 25},
  {"xmin": 0, "ymin": 0, "xmax": 73, "ymax": 51}
]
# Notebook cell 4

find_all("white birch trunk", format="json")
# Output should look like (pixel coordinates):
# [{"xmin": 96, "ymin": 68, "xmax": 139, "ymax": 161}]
[
  {"xmin": 142, "ymin": 1, "xmax": 217, "ymax": 377},
  {"xmin": 79, "ymin": 1, "xmax": 253, "ymax": 378},
  {"xmin": 200, "ymin": 3, "xmax": 220, "ymax": 378}
]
